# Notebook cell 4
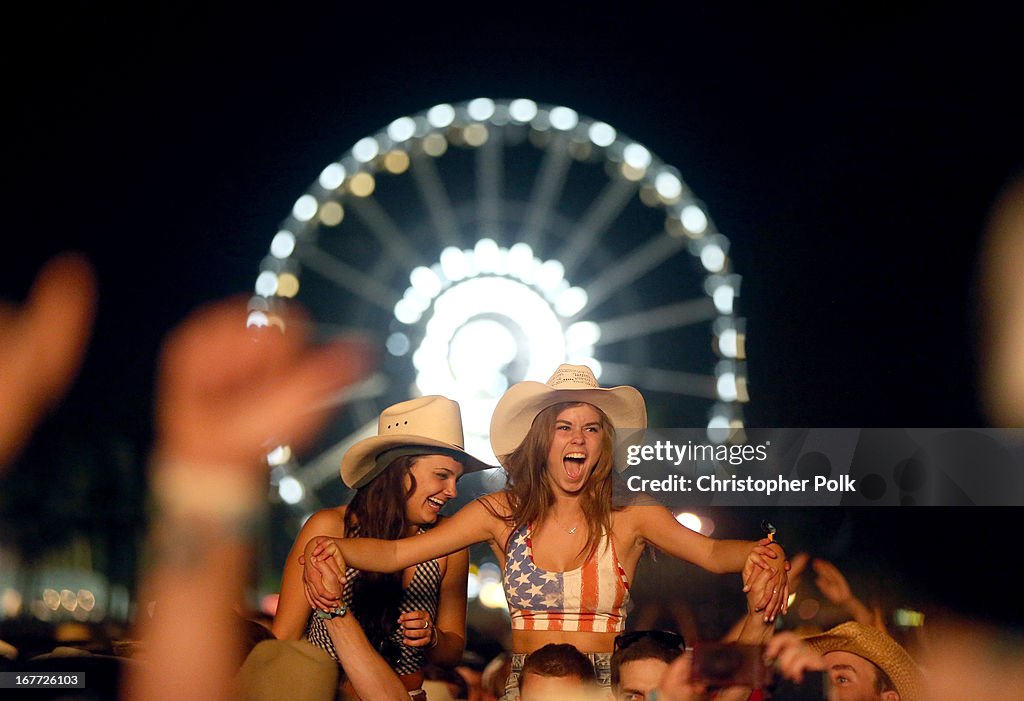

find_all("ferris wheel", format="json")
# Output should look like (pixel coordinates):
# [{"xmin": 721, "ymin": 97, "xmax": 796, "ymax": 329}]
[{"xmin": 249, "ymin": 98, "xmax": 748, "ymax": 517}]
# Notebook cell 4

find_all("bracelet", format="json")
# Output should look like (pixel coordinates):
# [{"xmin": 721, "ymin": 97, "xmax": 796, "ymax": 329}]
[{"xmin": 315, "ymin": 604, "xmax": 348, "ymax": 619}]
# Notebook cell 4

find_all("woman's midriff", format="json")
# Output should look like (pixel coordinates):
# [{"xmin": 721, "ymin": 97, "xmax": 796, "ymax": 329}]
[{"xmin": 511, "ymin": 629, "xmax": 617, "ymax": 654}]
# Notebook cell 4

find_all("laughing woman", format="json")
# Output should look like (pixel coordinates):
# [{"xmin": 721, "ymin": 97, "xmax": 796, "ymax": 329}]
[
  {"xmin": 273, "ymin": 396, "xmax": 488, "ymax": 696},
  {"xmin": 303, "ymin": 366, "xmax": 788, "ymax": 696}
]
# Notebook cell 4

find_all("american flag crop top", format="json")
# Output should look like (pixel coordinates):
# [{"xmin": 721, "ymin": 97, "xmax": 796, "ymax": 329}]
[{"xmin": 502, "ymin": 523, "xmax": 630, "ymax": 632}]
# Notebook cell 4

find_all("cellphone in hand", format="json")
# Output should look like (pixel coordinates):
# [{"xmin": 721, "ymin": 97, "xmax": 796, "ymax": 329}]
[{"xmin": 690, "ymin": 642, "xmax": 770, "ymax": 689}]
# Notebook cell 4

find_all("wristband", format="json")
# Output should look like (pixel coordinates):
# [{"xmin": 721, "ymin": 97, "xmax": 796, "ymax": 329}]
[{"xmin": 315, "ymin": 604, "xmax": 348, "ymax": 619}]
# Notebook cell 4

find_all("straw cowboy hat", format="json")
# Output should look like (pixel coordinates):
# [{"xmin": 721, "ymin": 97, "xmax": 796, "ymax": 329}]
[
  {"xmin": 804, "ymin": 622, "xmax": 924, "ymax": 701},
  {"xmin": 235, "ymin": 640, "xmax": 337, "ymax": 701},
  {"xmin": 489, "ymin": 364, "xmax": 647, "ymax": 459},
  {"xmin": 341, "ymin": 395, "xmax": 492, "ymax": 488}
]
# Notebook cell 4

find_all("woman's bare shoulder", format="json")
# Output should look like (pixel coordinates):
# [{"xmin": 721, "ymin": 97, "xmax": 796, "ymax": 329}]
[{"xmin": 301, "ymin": 505, "xmax": 347, "ymax": 537}]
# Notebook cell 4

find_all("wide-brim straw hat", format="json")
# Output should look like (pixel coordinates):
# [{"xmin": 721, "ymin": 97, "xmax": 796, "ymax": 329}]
[
  {"xmin": 489, "ymin": 364, "xmax": 647, "ymax": 459},
  {"xmin": 235, "ymin": 640, "xmax": 338, "ymax": 701},
  {"xmin": 341, "ymin": 395, "xmax": 493, "ymax": 488},
  {"xmin": 804, "ymin": 622, "xmax": 924, "ymax": 701}
]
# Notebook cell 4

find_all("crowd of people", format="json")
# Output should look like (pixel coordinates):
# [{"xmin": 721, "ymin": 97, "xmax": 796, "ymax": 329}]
[{"xmin": 1, "ymin": 242, "xmax": 1023, "ymax": 701}]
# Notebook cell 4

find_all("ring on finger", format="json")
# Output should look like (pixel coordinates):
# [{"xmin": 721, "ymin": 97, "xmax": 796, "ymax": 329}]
[{"xmin": 423, "ymin": 619, "xmax": 430, "ymax": 629}]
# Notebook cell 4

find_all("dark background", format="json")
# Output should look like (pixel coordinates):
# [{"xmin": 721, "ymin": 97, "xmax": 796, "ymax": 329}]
[{"xmin": 3, "ymin": 2, "xmax": 1022, "ymax": 628}]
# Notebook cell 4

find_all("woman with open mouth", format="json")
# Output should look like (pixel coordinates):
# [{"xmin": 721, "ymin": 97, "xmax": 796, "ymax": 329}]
[
  {"xmin": 302, "ymin": 365, "xmax": 788, "ymax": 698},
  {"xmin": 274, "ymin": 395, "xmax": 490, "ymax": 699}
]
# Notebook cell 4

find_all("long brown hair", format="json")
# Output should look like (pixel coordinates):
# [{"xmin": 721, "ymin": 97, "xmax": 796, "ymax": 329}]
[
  {"xmin": 343, "ymin": 455, "xmax": 418, "ymax": 664},
  {"xmin": 494, "ymin": 401, "xmax": 616, "ymax": 559}
]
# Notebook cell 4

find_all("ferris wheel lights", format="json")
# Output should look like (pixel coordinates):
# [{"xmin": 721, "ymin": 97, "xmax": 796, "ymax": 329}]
[
  {"xmin": 386, "ymin": 332, "xmax": 411, "ymax": 356},
  {"xmin": 383, "ymin": 150, "xmax": 410, "ymax": 174},
  {"xmin": 427, "ymin": 103, "xmax": 456, "ymax": 128},
  {"xmin": 549, "ymin": 106, "xmax": 579, "ymax": 131},
  {"xmin": 278, "ymin": 476, "xmax": 304, "ymax": 505},
  {"xmin": 352, "ymin": 137, "xmax": 380, "ymax": 163},
  {"xmin": 566, "ymin": 320, "xmax": 601, "ymax": 349},
  {"xmin": 473, "ymin": 238, "xmax": 501, "ymax": 272},
  {"xmin": 440, "ymin": 246, "xmax": 470, "ymax": 281},
  {"xmin": 467, "ymin": 97, "xmax": 496, "ymax": 122},
  {"xmin": 463, "ymin": 123, "xmax": 489, "ymax": 146},
  {"xmin": 246, "ymin": 310, "xmax": 270, "ymax": 328},
  {"xmin": 623, "ymin": 143, "xmax": 652, "ymax": 170},
  {"xmin": 319, "ymin": 201, "xmax": 344, "ymax": 226},
  {"xmin": 410, "ymin": 266, "xmax": 442, "ymax": 299},
  {"xmin": 509, "ymin": 98, "xmax": 538, "ymax": 123},
  {"xmin": 421, "ymin": 133, "xmax": 448, "ymax": 157},
  {"xmin": 588, "ymin": 121, "xmax": 617, "ymax": 147},
  {"xmin": 292, "ymin": 194, "xmax": 319, "ymax": 222},
  {"xmin": 255, "ymin": 271, "xmax": 279, "ymax": 296},
  {"xmin": 318, "ymin": 162, "xmax": 346, "ymax": 190},
  {"xmin": 700, "ymin": 243, "xmax": 726, "ymax": 272},
  {"xmin": 506, "ymin": 242, "xmax": 534, "ymax": 278},
  {"xmin": 266, "ymin": 445, "xmax": 292, "ymax": 466},
  {"xmin": 713, "ymin": 285, "xmax": 735, "ymax": 314},
  {"xmin": 347, "ymin": 172, "xmax": 376, "ymax": 197},
  {"xmin": 394, "ymin": 298, "xmax": 422, "ymax": 325},
  {"xmin": 387, "ymin": 116, "xmax": 417, "ymax": 143},
  {"xmin": 554, "ymin": 286, "xmax": 588, "ymax": 317},
  {"xmin": 715, "ymin": 328, "xmax": 739, "ymax": 359},
  {"xmin": 276, "ymin": 272, "xmax": 300, "ymax": 298},
  {"xmin": 680, "ymin": 204, "xmax": 708, "ymax": 235},
  {"xmin": 270, "ymin": 230, "xmax": 296, "ymax": 259},
  {"xmin": 536, "ymin": 259, "xmax": 566, "ymax": 291},
  {"xmin": 655, "ymin": 171, "xmax": 684, "ymax": 201}
]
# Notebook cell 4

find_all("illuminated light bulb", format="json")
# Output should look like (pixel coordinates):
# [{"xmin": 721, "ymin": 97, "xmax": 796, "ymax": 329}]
[
  {"xmin": 352, "ymin": 137, "xmax": 380, "ymax": 163},
  {"xmin": 394, "ymin": 298, "xmax": 422, "ymax": 325},
  {"xmin": 276, "ymin": 273, "xmax": 300, "ymax": 298},
  {"xmin": 681, "ymin": 205, "xmax": 708, "ymax": 235},
  {"xmin": 410, "ymin": 266, "xmax": 443, "ymax": 299},
  {"xmin": 700, "ymin": 244, "xmax": 726, "ymax": 272},
  {"xmin": 549, "ymin": 106, "xmax": 579, "ymax": 131},
  {"xmin": 427, "ymin": 103, "xmax": 456, "ymax": 128},
  {"xmin": 507, "ymin": 243, "xmax": 534, "ymax": 279},
  {"xmin": 270, "ymin": 230, "xmax": 296, "ymax": 259},
  {"xmin": 2, "ymin": 588, "xmax": 23, "ymax": 617},
  {"xmin": 675, "ymin": 512, "xmax": 702, "ymax": 533},
  {"xmin": 566, "ymin": 321, "xmax": 601, "ymax": 348},
  {"xmin": 60, "ymin": 589, "xmax": 78, "ymax": 611},
  {"xmin": 466, "ymin": 571, "xmax": 481, "ymax": 600},
  {"xmin": 478, "ymin": 562, "xmax": 501, "ymax": 584},
  {"xmin": 536, "ymin": 259, "xmax": 565, "ymax": 291},
  {"xmin": 292, "ymin": 194, "xmax": 318, "ymax": 222},
  {"xmin": 440, "ymin": 246, "xmax": 470, "ymax": 281},
  {"xmin": 716, "ymin": 372, "xmax": 738, "ymax": 402},
  {"xmin": 348, "ymin": 172, "xmax": 375, "ymax": 197},
  {"xmin": 707, "ymin": 415, "xmax": 731, "ymax": 444},
  {"xmin": 554, "ymin": 286, "xmax": 588, "ymax": 317},
  {"xmin": 383, "ymin": 150, "xmax": 410, "ymax": 174},
  {"xmin": 713, "ymin": 285, "xmax": 735, "ymax": 314},
  {"xmin": 318, "ymin": 163, "xmax": 346, "ymax": 190},
  {"xmin": 623, "ymin": 143, "xmax": 652, "ymax": 170},
  {"xmin": 588, "ymin": 122, "xmax": 616, "ymax": 147},
  {"xmin": 43, "ymin": 589, "xmax": 60, "ymax": 611},
  {"xmin": 464, "ymin": 123, "xmax": 489, "ymax": 146},
  {"xmin": 387, "ymin": 116, "xmax": 416, "ymax": 143},
  {"xmin": 478, "ymin": 581, "xmax": 507, "ymax": 609},
  {"xmin": 620, "ymin": 163, "xmax": 646, "ymax": 182},
  {"xmin": 278, "ymin": 476, "xmax": 304, "ymax": 505},
  {"xmin": 717, "ymin": 328, "xmax": 738, "ymax": 358},
  {"xmin": 386, "ymin": 332, "xmax": 410, "ymax": 356},
  {"xmin": 267, "ymin": 445, "xmax": 292, "ymax": 466},
  {"xmin": 474, "ymin": 238, "xmax": 500, "ymax": 272},
  {"xmin": 319, "ymin": 201, "xmax": 344, "ymax": 226},
  {"xmin": 246, "ymin": 311, "xmax": 269, "ymax": 328},
  {"xmin": 467, "ymin": 97, "xmax": 496, "ymax": 122},
  {"xmin": 655, "ymin": 171, "xmax": 683, "ymax": 201},
  {"xmin": 509, "ymin": 99, "xmax": 538, "ymax": 123},
  {"xmin": 255, "ymin": 271, "xmax": 278, "ymax": 297},
  {"xmin": 422, "ymin": 133, "xmax": 448, "ymax": 157}
]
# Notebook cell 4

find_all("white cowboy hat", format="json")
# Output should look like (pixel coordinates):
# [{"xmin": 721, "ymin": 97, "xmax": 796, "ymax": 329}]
[
  {"xmin": 489, "ymin": 364, "xmax": 647, "ymax": 459},
  {"xmin": 340, "ymin": 395, "xmax": 492, "ymax": 488}
]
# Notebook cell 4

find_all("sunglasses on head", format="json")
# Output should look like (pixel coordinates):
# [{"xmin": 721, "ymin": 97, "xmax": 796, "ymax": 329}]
[{"xmin": 613, "ymin": 630, "xmax": 686, "ymax": 653}]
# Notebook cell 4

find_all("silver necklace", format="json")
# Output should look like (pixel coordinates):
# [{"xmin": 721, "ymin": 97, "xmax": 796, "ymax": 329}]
[{"xmin": 552, "ymin": 514, "xmax": 580, "ymax": 535}]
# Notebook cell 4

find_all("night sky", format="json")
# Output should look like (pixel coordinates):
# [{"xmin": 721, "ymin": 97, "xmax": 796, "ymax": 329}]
[{"xmin": 3, "ymin": 3, "xmax": 1022, "ymax": 627}]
